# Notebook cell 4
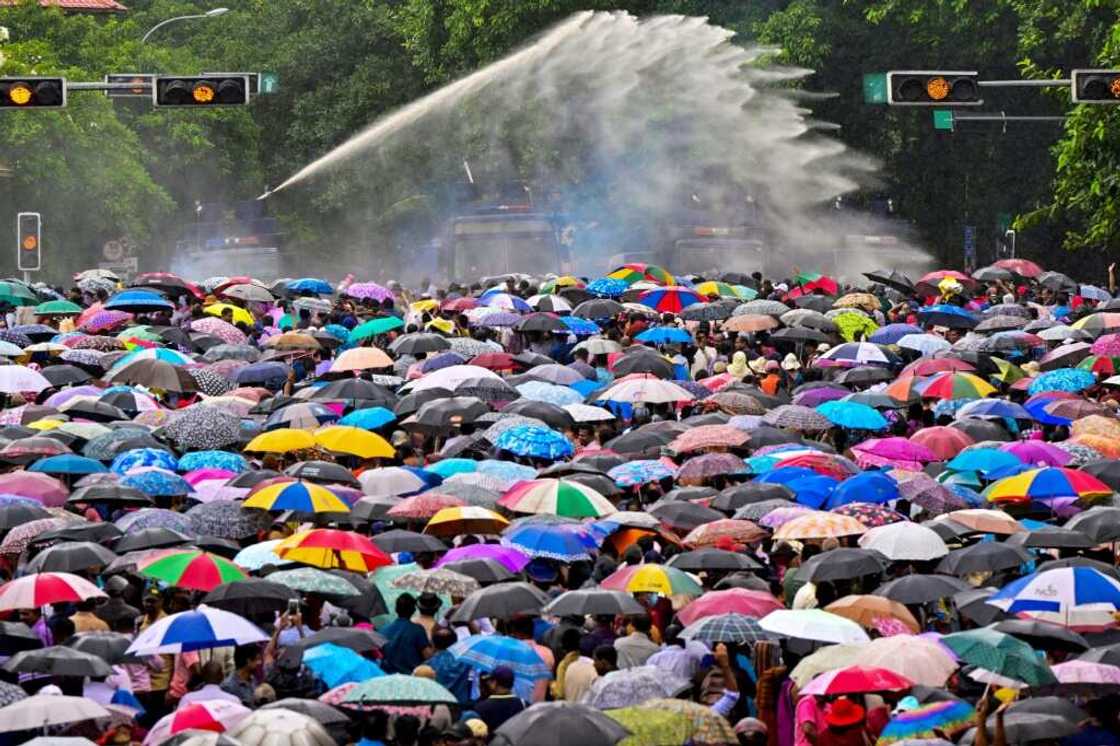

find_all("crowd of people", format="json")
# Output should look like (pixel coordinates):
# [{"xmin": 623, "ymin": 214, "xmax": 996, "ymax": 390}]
[{"xmin": 0, "ymin": 258, "xmax": 1117, "ymax": 746}]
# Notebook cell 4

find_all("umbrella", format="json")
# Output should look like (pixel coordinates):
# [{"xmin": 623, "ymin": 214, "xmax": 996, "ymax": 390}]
[
  {"xmin": 858, "ymin": 522, "xmax": 948, "ymax": 561},
  {"xmin": 137, "ymin": 549, "xmax": 248, "ymax": 592},
  {"xmin": 936, "ymin": 543, "xmax": 1029, "ymax": 576},
  {"xmin": 816, "ymin": 400, "xmax": 888, "ymax": 430},
  {"xmin": 989, "ymin": 566, "xmax": 1120, "ymax": 619},
  {"xmin": 2, "ymin": 645, "xmax": 113, "ymax": 677},
  {"xmin": 0, "ymin": 694, "xmax": 109, "ymax": 733},
  {"xmin": 993, "ymin": 619, "xmax": 1089, "ymax": 653},
  {"xmin": 24, "ymin": 541, "xmax": 117, "ymax": 573},
  {"xmin": 772, "ymin": 510, "xmax": 866, "ymax": 540},
  {"xmin": 229, "ymin": 709, "xmax": 335, "ymax": 746},
  {"xmin": 267, "ymin": 567, "xmax": 360, "ymax": 597},
  {"xmin": 541, "ymin": 589, "xmax": 644, "ymax": 617},
  {"xmin": 823, "ymin": 595, "xmax": 920, "ymax": 632},
  {"xmin": 874, "ymin": 573, "xmax": 969, "ymax": 604},
  {"xmin": 435, "ymin": 544, "xmax": 530, "ymax": 572},
  {"xmin": 303, "ymin": 642, "xmax": 386, "ymax": 688},
  {"xmin": 341, "ymin": 674, "xmax": 457, "ymax": 705},
  {"xmin": 277, "ymin": 528, "xmax": 392, "ymax": 572},
  {"xmin": 582, "ymin": 666, "xmax": 691, "ymax": 710},
  {"xmin": 450, "ymin": 634, "xmax": 550, "ymax": 681},
  {"xmin": 676, "ymin": 588, "xmax": 783, "ymax": 625},
  {"xmin": 877, "ymin": 700, "xmax": 976, "ymax": 745},
  {"xmin": 799, "ymin": 548, "xmax": 886, "ymax": 583},
  {"xmin": 203, "ymin": 578, "xmax": 298, "ymax": 617},
  {"xmin": 391, "ymin": 567, "xmax": 480, "ymax": 597},
  {"xmin": 245, "ymin": 480, "xmax": 349, "ymax": 513},
  {"xmin": 451, "ymin": 582, "xmax": 549, "ymax": 621},
  {"xmin": 941, "ymin": 628, "xmax": 1056, "ymax": 686},
  {"xmin": 0, "ymin": 572, "xmax": 105, "ymax": 610},
  {"xmin": 600, "ymin": 564, "xmax": 704, "ymax": 597},
  {"xmin": 799, "ymin": 665, "xmax": 913, "ymax": 696},
  {"xmin": 127, "ymin": 604, "xmax": 268, "ymax": 655}
]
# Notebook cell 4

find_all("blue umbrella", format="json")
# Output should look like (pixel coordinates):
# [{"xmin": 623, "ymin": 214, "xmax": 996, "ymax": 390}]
[
  {"xmin": 635, "ymin": 327, "xmax": 693, "ymax": 345},
  {"xmin": 1081, "ymin": 285, "xmax": 1112, "ymax": 302},
  {"xmin": 897, "ymin": 333, "xmax": 952, "ymax": 356},
  {"xmin": 104, "ymin": 290, "xmax": 174, "ymax": 313},
  {"xmin": 947, "ymin": 448, "xmax": 1023, "ymax": 475},
  {"xmin": 420, "ymin": 352, "xmax": 467, "ymax": 373},
  {"xmin": 111, "ymin": 448, "xmax": 178, "ymax": 475},
  {"xmin": 477, "ymin": 312, "xmax": 522, "ymax": 328},
  {"xmin": 515, "ymin": 381, "xmax": 584, "ymax": 406},
  {"xmin": 502, "ymin": 523, "xmax": 595, "ymax": 561},
  {"xmin": 1028, "ymin": 368, "xmax": 1096, "ymax": 395},
  {"xmin": 947, "ymin": 484, "xmax": 985, "ymax": 507},
  {"xmin": 608, "ymin": 459, "xmax": 677, "ymax": 487},
  {"xmin": 449, "ymin": 634, "xmax": 550, "ymax": 702},
  {"xmin": 232, "ymin": 539, "xmax": 292, "ymax": 570},
  {"xmin": 120, "ymin": 467, "xmax": 193, "ymax": 497},
  {"xmin": 827, "ymin": 471, "xmax": 898, "ymax": 509},
  {"xmin": 177, "ymin": 451, "xmax": 249, "ymax": 473},
  {"xmin": 755, "ymin": 466, "xmax": 818, "ymax": 486},
  {"xmin": 561, "ymin": 317, "xmax": 601, "ymax": 336},
  {"xmin": 286, "ymin": 278, "xmax": 333, "ymax": 295},
  {"xmin": 110, "ymin": 348, "xmax": 193, "ymax": 370},
  {"xmin": 28, "ymin": 454, "xmax": 108, "ymax": 475},
  {"xmin": 989, "ymin": 567, "xmax": 1120, "ymax": 614},
  {"xmin": 916, "ymin": 304, "xmax": 978, "ymax": 329},
  {"xmin": 426, "ymin": 458, "xmax": 479, "ymax": 478},
  {"xmin": 815, "ymin": 400, "xmax": 888, "ymax": 430},
  {"xmin": 493, "ymin": 425, "xmax": 574, "ymax": 460},
  {"xmin": 339, "ymin": 407, "xmax": 397, "ymax": 430},
  {"xmin": 234, "ymin": 362, "xmax": 291, "ymax": 387},
  {"xmin": 586, "ymin": 278, "xmax": 628, "ymax": 298},
  {"xmin": 869, "ymin": 323, "xmax": 923, "ymax": 345},
  {"xmin": 477, "ymin": 460, "xmax": 537, "ymax": 484},
  {"xmin": 777, "ymin": 474, "xmax": 838, "ymax": 509},
  {"xmin": 956, "ymin": 399, "xmax": 1031, "ymax": 420},
  {"xmin": 303, "ymin": 642, "xmax": 385, "ymax": 688},
  {"xmin": 480, "ymin": 292, "xmax": 532, "ymax": 313}
]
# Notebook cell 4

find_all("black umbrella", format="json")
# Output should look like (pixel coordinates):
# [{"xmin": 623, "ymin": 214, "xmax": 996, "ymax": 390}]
[
  {"xmin": 541, "ymin": 589, "xmax": 645, "ymax": 617},
  {"xmin": 612, "ymin": 352, "xmax": 674, "ymax": 379},
  {"xmin": 1064, "ymin": 504, "xmax": 1120, "ymax": 542},
  {"xmin": 113, "ymin": 527, "xmax": 193, "ymax": 553},
  {"xmin": 314, "ymin": 378, "xmax": 397, "ymax": 408},
  {"xmin": 733, "ymin": 498, "xmax": 794, "ymax": 522},
  {"xmin": 789, "ymin": 295, "xmax": 835, "ymax": 313},
  {"xmin": 952, "ymin": 588, "xmax": 1007, "ymax": 626},
  {"xmin": 441, "ymin": 558, "xmax": 516, "ymax": 584},
  {"xmin": 771, "ymin": 327, "xmax": 831, "ymax": 344},
  {"xmin": 604, "ymin": 429, "xmax": 672, "ymax": 456},
  {"xmin": 743, "ymin": 425, "xmax": 803, "ymax": 447},
  {"xmin": 799, "ymin": 548, "xmax": 886, "ymax": 583},
  {"xmin": 37, "ymin": 522, "xmax": 123, "ymax": 545},
  {"xmin": 204, "ymin": 578, "xmax": 298, "ymax": 617},
  {"xmin": 1009, "ymin": 526, "xmax": 1094, "ymax": 550},
  {"xmin": 25, "ymin": 541, "xmax": 117, "ymax": 573},
  {"xmin": 228, "ymin": 469, "xmax": 282, "ymax": 488},
  {"xmin": 451, "ymin": 582, "xmax": 549, "ymax": 622},
  {"xmin": 411, "ymin": 396, "xmax": 491, "ymax": 432},
  {"xmin": 61, "ymin": 399, "xmax": 127, "ymax": 423},
  {"xmin": 1078, "ymin": 644, "xmax": 1120, "ymax": 667},
  {"xmin": 647, "ymin": 502, "xmax": 723, "ymax": 532},
  {"xmin": 863, "ymin": 269, "xmax": 914, "ymax": 294},
  {"xmin": 1039, "ymin": 270, "xmax": 1078, "ymax": 292},
  {"xmin": 873, "ymin": 574, "xmax": 969, "ymax": 604},
  {"xmin": 1008, "ymin": 696, "xmax": 1087, "ymax": 724},
  {"xmin": 515, "ymin": 313, "xmax": 567, "ymax": 333},
  {"xmin": 371, "ymin": 529, "xmax": 447, "ymax": 554},
  {"xmin": 993, "ymin": 619, "xmax": 1089, "ymax": 653},
  {"xmin": 1036, "ymin": 556, "xmax": 1120, "ymax": 580},
  {"xmin": 714, "ymin": 572, "xmax": 773, "ymax": 592},
  {"xmin": 501, "ymin": 400, "xmax": 574, "ymax": 430},
  {"xmin": 68, "ymin": 484, "xmax": 153, "ymax": 506},
  {"xmin": 711, "ymin": 482, "xmax": 793, "ymax": 512},
  {"xmin": 668, "ymin": 548, "xmax": 761, "ymax": 572},
  {"xmin": 285, "ymin": 461, "xmax": 361, "ymax": 488},
  {"xmin": 950, "ymin": 418, "xmax": 1011, "ymax": 442},
  {"xmin": 566, "ymin": 472, "xmax": 622, "ymax": 496},
  {"xmin": 936, "ymin": 543, "xmax": 1029, "ymax": 576},
  {"xmin": 922, "ymin": 518, "xmax": 971, "ymax": 542},
  {"xmin": 0, "ymin": 621, "xmax": 42, "ymax": 653},
  {"xmin": 67, "ymin": 631, "xmax": 137, "ymax": 665},
  {"xmin": 577, "ymin": 453, "xmax": 627, "ymax": 472},
  {"xmin": 834, "ymin": 366, "xmax": 894, "ymax": 386},
  {"xmin": 492, "ymin": 702, "xmax": 630, "ymax": 746},
  {"xmin": 350, "ymin": 497, "xmax": 403, "ymax": 522},
  {"xmin": 261, "ymin": 698, "xmax": 349, "ymax": 726},
  {"xmin": 0, "ymin": 501, "xmax": 50, "ymax": 530},
  {"xmin": 389, "ymin": 333, "xmax": 451, "ymax": 356},
  {"xmin": 394, "ymin": 388, "xmax": 455, "ymax": 418},
  {"xmin": 572, "ymin": 299, "xmax": 624, "ymax": 319},
  {"xmin": 193, "ymin": 536, "xmax": 241, "ymax": 558},
  {"xmin": 41, "ymin": 364, "xmax": 92, "ymax": 387},
  {"xmin": 959, "ymin": 712, "xmax": 1076, "ymax": 745},
  {"xmin": 2, "ymin": 645, "xmax": 113, "ymax": 677},
  {"xmin": 288, "ymin": 626, "xmax": 387, "ymax": 655},
  {"xmin": 662, "ymin": 486, "xmax": 719, "ymax": 503},
  {"xmin": 326, "ymin": 569, "xmax": 388, "ymax": 619}
]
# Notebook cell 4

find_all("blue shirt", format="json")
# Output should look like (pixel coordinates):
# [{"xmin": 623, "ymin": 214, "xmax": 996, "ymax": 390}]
[
  {"xmin": 428, "ymin": 649, "xmax": 472, "ymax": 705},
  {"xmin": 380, "ymin": 618, "xmax": 430, "ymax": 675}
]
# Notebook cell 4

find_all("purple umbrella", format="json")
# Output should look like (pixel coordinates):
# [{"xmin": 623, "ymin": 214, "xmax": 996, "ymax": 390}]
[
  {"xmin": 792, "ymin": 387, "xmax": 849, "ymax": 407},
  {"xmin": 851, "ymin": 437, "xmax": 937, "ymax": 470},
  {"xmin": 999, "ymin": 441, "xmax": 1072, "ymax": 467},
  {"xmin": 43, "ymin": 385, "xmax": 103, "ymax": 408},
  {"xmin": 435, "ymin": 544, "xmax": 531, "ymax": 572},
  {"xmin": 477, "ymin": 312, "xmax": 521, "ymax": 328},
  {"xmin": 346, "ymin": 282, "xmax": 394, "ymax": 302}
]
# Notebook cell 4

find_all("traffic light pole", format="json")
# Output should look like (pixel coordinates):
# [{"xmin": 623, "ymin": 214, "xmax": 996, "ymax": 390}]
[{"xmin": 977, "ymin": 79, "xmax": 1072, "ymax": 88}]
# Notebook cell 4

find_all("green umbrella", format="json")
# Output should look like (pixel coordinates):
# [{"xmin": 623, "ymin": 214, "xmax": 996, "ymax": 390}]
[
  {"xmin": 34, "ymin": 299, "xmax": 81, "ymax": 316},
  {"xmin": 117, "ymin": 325, "xmax": 164, "ymax": 343},
  {"xmin": 348, "ymin": 316, "xmax": 405, "ymax": 343},
  {"xmin": 0, "ymin": 282, "xmax": 38, "ymax": 307},
  {"xmin": 941, "ymin": 628, "xmax": 1056, "ymax": 687},
  {"xmin": 267, "ymin": 566, "xmax": 360, "ymax": 596},
  {"xmin": 342, "ymin": 674, "xmax": 457, "ymax": 705},
  {"xmin": 606, "ymin": 708, "xmax": 692, "ymax": 746}
]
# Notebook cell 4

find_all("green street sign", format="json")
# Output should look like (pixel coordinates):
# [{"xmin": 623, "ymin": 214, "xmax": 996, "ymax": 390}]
[
  {"xmin": 997, "ymin": 212, "xmax": 1012, "ymax": 232},
  {"xmin": 259, "ymin": 72, "xmax": 279, "ymax": 95},
  {"xmin": 863, "ymin": 73, "xmax": 888, "ymax": 104},
  {"xmin": 933, "ymin": 109, "xmax": 954, "ymax": 131}
]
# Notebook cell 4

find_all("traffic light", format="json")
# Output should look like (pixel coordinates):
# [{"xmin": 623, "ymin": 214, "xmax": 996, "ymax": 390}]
[
  {"xmin": 152, "ymin": 75, "xmax": 249, "ymax": 107},
  {"xmin": 1072, "ymin": 70, "xmax": 1120, "ymax": 104},
  {"xmin": 16, "ymin": 213, "xmax": 41, "ymax": 272},
  {"xmin": 0, "ymin": 78, "xmax": 65, "ymax": 109},
  {"xmin": 886, "ymin": 71, "xmax": 982, "ymax": 106}
]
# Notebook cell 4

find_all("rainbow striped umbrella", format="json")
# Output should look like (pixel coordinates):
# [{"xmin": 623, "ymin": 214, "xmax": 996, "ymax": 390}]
[
  {"xmin": 138, "ymin": 549, "xmax": 247, "ymax": 592},
  {"xmin": 276, "ymin": 528, "xmax": 392, "ymax": 571},
  {"xmin": 919, "ymin": 372, "xmax": 996, "ymax": 400},
  {"xmin": 600, "ymin": 563, "xmax": 703, "ymax": 596},
  {"xmin": 984, "ymin": 467, "xmax": 1112, "ymax": 505},
  {"xmin": 607, "ymin": 263, "xmax": 674, "ymax": 286},
  {"xmin": 876, "ymin": 700, "xmax": 974, "ymax": 744},
  {"xmin": 243, "ymin": 480, "xmax": 350, "ymax": 513},
  {"xmin": 498, "ymin": 479, "xmax": 617, "ymax": 518},
  {"xmin": 638, "ymin": 286, "xmax": 704, "ymax": 313}
]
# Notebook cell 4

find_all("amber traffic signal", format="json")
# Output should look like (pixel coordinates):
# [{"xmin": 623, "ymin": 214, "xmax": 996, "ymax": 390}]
[
  {"xmin": 17, "ymin": 213, "xmax": 41, "ymax": 272},
  {"xmin": 0, "ymin": 78, "xmax": 65, "ymax": 109},
  {"xmin": 1072, "ymin": 70, "xmax": 1120, "ymax": 104},
  {"xmin": 887, "ymin": 71, "xmax": 982, "ymax": 106},
  {"xmin": 152, "ymin": 75, "xmax": 249, "ymax": 107}
]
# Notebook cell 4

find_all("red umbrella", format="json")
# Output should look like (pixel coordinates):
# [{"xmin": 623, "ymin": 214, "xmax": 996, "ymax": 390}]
[
  {"xmin": 0, "ymin": 572, "xmax": 106, "ymax": 611},
  {"xmin": 677, "ymin": 588, "xmax": 784, "ymax": 626},
  {"xmin": 387, "ymin": 493, "xmax": 466, "ymax": 520},
  {"xmin": 799, "ymin": 665, "xmax": 914, "ymax": 696},
  {"xmin": 993, "ymin": 258, "xmax": 1043, "ymax": 278},
  {"xmin": 899, "ymin": 357, "xmax": 975, "ymax": 378},
  {"xmin": 470, "ymin": 352, "xmax": 517, "ymax": 371},
  {"xmin": 777, "ymin": 452, "xmax": 860, "ymax": 480},
  {"xmin": 442, "ymin": 297, "xmax": 478, "ymax": 312},
  {"xmin": 910, "ymin": 426, "xmax": 975, "ymax": 460},
  {"xmin": 917, "ymin": 270, "xmax": 976, "ymax": 291}
]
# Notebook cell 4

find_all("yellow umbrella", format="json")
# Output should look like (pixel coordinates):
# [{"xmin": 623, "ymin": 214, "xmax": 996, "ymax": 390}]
[
  {"xmin": 424, "ymin": 506, "xmax": 509, "ymax": 537},
  {"xmin": 315, "ymin": 426, "xmax": 395, "ymax": 459},
  {"xmin": 244, "ymin": 480, "xmax": 349, "ymax": 513},
  {"xmin": 410, "ymin": 299, "xmax": 439, "ymax": 314},
  {"xmin": 26, "ymin": 419, "xmax": 63, "ymax": 431},
  {"xmin": 330, "ymin": 347, "xmax": 394, "ymax": 372},
  {"xmin": 244, "ymin": 428, "xmax": 316, "ymax": 453},
  {"xmin": 204, "ymin": 303, "xmax": 254, "ymax": 326}
]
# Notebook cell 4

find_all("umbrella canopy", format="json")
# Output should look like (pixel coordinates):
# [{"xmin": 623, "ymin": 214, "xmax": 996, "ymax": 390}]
[
  {"xmin": 127, "ymin": 604, "xmax": 268, "ymax": 655},
  {"xmin": 941, "ymin": 628, "xmax": 1056, "ymax": 686},
  {"xmin": 0, "ymin": 572, "xmax": 105, "ymax": 610}
]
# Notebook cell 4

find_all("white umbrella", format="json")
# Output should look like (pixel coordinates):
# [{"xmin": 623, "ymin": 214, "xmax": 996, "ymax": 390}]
[
  {"xmin": 359, "ymin": 466, "xmax": 431, "ymax": 497},
  {"xmin": 597, "ymin": 378, "xmax": 694, "ymax": 404},
  {"xmin": 229, "ymin": 708, "xmax": 334, "ymax": 746},
  {"xmin": 562, "ymin": 403, "xmax": 616, "ymax": 422},
  {"xmin": 758, "ymin": 609, "xmax": 869, "ymax": 645},
  {"xmin": 0, "ymin": 693, "xmax": 109, "ymax": 732},
  {"xmin": 858, "ymin": 521, "xmax": 949, "ymax": 561},
  {"xmin": 0, "ymin": 365, "xmax": 51, "ymax": 394},
  {"xmin": 406, "ymin": 364, "xmax": 502, "ymax": 393}
]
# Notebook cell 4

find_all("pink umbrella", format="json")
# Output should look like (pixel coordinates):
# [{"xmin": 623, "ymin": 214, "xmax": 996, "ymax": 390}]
[
  {"xmin": 0, "ymin": 472, "xmax": 68, "ymax": 507},
  {"xmin": 910, "ymin": 426, "xmax": 975, "ymax": 461},
  {"xmin": 434, "ymin": 544, "xmax": 530, "ymax": 572},
  {"xmin": 79, "ymin": 309, "xmax": 133, "ymax": 334},
  {"xmin": 183, "ymin": 468, "xmax": 238, "ymax": 486},
  {"xmin": 799, "ymin": 665, "xmax": 913, "ymax": 696},
  {"xmin": 759, "ymin": 505, "xmax": 813, "ymax": 529},
  {"xmin": 1092, "ymin": 334, "xmax": 1120, "ymax": 357},
  {"xmin": 346, "ymin": 282, "xmax": 394, "ymax": 302},
  {"xmin": 191, "ymin": 317, "xmax": 248, "ymax": 345},
  {"xmin": 999, "ymin": 441, "xmax": 1072, "ymax": 467},
  {"xmin": 189, "ymin": 481, "xmax": 249, "ymax": 503},
  {"xmin": 43, "ymin": 386, "xmax": 103, "ymax": 409},
  {"xmin": 851, "ymin": 437, "xmax": 937, "ymax": 471},
  {"xmin": 677, "ymin": 588, "xmax": 784, "ymax": 626},
  {"xmin": 1051, "ymin": 659, "xmax": 1120, "ymax": 685}
]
